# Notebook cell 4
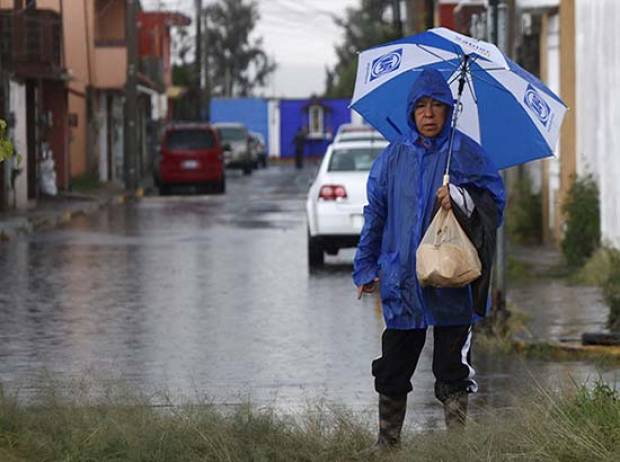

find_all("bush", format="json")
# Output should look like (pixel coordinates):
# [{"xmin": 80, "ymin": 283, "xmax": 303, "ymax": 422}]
[
  {"xmin": 574, "ymin": 247, "xmax": 620, "ymax": 331},
  {"xmin": 0, "ymin": 119, "xmax": 15, "ymax": 163},
  {"xmin": 506, "ymin": 172, "xmax": 543, "ymax": 244},
  {"xmin": 603, "ymin": 249, "xmax": 620, "ymax": 331},
  {"xmin": 572, "ymin": 247, "xmax": 614, "ymax": 286},
  {"xmin": 561, "ymin": 175, "xmax": 600, "ymax": 268}
]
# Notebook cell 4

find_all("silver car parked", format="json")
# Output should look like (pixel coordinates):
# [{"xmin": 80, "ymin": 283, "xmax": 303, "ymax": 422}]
[{"xmin": 214, "ymin": 122, "xmax": 254, "ymax": 175}]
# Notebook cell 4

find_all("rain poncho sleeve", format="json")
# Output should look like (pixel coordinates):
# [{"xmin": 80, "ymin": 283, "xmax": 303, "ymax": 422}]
[{"xmin": 352, "ymin": 146, "xmax": 390, "ymax": 287}]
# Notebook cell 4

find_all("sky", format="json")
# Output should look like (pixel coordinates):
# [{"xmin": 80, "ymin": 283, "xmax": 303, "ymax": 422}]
[{"xmin": 142, "ymin": 0, "xmax": 360, "ymax": 98}]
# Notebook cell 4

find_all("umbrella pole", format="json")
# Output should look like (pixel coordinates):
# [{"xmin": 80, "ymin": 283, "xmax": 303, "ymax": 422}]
[{"xmin": 444, "ymin": 55, "xmax": 469, "ymax": 185}]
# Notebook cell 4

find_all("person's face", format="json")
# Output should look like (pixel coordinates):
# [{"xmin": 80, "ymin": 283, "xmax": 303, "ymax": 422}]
[{"xmin": 413, "ymin": 96, "xmax": 447, "ymax": 138}]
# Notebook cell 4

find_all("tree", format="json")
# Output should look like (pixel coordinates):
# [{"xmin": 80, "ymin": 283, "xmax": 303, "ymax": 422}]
[
  {"xmin": 204, "ymin": 0, "xmax": 276, "ymax": 97},
  {"xmin": 0, "ymin": 119, "xmax": 15, "ymax": 163},
  {"xmin": 325, "ymin": 0, "xmax": 400, "ymax": 98}
]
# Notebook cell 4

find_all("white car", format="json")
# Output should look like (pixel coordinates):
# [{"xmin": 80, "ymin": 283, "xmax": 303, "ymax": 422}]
[
  {"xmin": 306, "ymin": 139, "xmax": 389, "ymax": 266},
  {"xmin": 333, "ymin": 123, "xmax": 383, "ymax": 143},
  {"xmin": 334, "ymin": 130, "xmax": 386, "ymax": 144}
]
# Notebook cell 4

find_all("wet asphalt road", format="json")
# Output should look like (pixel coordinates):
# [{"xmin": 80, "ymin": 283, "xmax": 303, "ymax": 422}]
[{"xmin": 0, "ymin": 164, "xmax": 618, "ymax": 429}]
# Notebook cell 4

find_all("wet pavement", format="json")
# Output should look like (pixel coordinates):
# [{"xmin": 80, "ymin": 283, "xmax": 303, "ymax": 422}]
[
  {"xmin": 0, "ymin": 164, "xmax": 618, "ymax": 430},
  {"xmin": 506, "ymin": 245, "xmax": 610, "ymax": 343}
]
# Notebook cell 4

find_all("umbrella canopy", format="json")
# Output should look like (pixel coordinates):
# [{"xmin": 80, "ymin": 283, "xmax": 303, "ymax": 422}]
[{"xmin": 350, "ymin": 27, "xmax": 568, "ymax": 169}]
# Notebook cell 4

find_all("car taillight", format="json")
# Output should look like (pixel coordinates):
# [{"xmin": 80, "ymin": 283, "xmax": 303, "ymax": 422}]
[{"xmin": 319, "ymin": 184, "xmax": 347, "ymax": 201}]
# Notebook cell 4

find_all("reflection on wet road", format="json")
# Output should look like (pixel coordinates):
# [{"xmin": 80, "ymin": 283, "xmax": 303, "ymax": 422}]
[{"xmin": 0, "ymin": 165, "xmax": 618, "ymax": 429}]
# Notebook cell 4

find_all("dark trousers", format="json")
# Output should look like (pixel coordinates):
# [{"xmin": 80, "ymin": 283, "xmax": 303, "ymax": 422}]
[
  {"xmin": 294, "ymin": 149, "xmax": 304, "ymax": 169},
  {"xmin": 372, "ymin": 325, "xmax": 477, "ymax": 402}
]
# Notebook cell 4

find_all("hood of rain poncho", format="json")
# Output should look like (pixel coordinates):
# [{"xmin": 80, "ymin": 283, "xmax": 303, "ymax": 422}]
[{"xmin": 352, "ymin": 68, "xmax": 506, "ymax": 329}]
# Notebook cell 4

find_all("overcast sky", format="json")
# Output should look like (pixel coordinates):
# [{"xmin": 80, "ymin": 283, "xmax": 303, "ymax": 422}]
[{"xmin": 142, "ymin": 0, "xmax": 359, "ymax": 98}]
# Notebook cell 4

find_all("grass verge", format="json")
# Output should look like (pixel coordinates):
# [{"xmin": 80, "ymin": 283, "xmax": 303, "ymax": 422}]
[{"xmin": 1, "ymin": 378, "xmax": 619, "ymax": 461}]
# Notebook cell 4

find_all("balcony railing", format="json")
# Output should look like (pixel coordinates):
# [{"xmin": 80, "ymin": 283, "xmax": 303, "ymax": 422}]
[{"xmin": 0, "ymin": 9, "xmax": 64, "ymax": 79}]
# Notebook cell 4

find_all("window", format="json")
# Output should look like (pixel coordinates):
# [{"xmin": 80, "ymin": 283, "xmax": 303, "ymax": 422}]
[
  {"xmin": 308, "ymin": 104, "xmax": 324, "ymax": 136},
  {"xmin": 328, "ymin": 146, "xmax": 386, "ymax": 172},
  {"xmin": 165, "ymin": 129, "xmax": 214, "ymax": 150},
  {"xmin": 95, "ymin": 0, "xmax": 126, "ymax": 45},
  {"xmin": 217, "ymin": 126, "xmax": 247, "ymax": 142}
]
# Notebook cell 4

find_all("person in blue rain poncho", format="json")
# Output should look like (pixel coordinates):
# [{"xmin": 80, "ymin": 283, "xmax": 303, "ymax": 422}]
[{"xmin": 353, "ymin": 68, "xmax": 505, "ymax": 449}]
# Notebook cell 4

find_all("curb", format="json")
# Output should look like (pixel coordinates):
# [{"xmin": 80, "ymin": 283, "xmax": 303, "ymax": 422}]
[
  {"xmin": 0, "ymin": 189, "xmax": 140, "ymax": 242},
  {"xmin": 512, "ymin": 339, "xmax": 620, "ymax": 362}
]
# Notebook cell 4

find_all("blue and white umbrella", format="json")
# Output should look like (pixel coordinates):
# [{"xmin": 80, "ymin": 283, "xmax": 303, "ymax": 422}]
[{"xmin": 350, "ymin": 27, "xmax": 567, "ymax": 169}]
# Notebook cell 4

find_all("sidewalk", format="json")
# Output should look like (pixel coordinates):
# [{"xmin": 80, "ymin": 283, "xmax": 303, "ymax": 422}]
[
  {"xmin": 507, "ymin": 244, "xmax": 620, "ymax": 359},
  {"xmin": 0, "ymin": 183, "xmax": 129, "ymax": 242}
]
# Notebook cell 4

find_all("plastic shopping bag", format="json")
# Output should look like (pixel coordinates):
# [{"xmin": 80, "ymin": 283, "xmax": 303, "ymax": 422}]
[{"xmin": 416, "ymin": 207, "xmax": 481, "ymax": 288}]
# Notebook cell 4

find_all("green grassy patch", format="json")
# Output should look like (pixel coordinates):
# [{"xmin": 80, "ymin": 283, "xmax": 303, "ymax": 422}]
[
  {"xmin": 2, "ymin": 378, "xmax": 618, "ymax": 461},
  {"xmin": 570, "ymin": 247, "xmax": 614, "ymax": 286}
]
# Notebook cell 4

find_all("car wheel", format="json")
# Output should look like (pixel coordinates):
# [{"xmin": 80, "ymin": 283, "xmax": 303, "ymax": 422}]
[
  {"xmin": 308, "ymin": 236, "xmax": 324, "ymax": 267},
  {"xmin": 159, "ymin": 184, "xmax": 170, "ymax": 196}
]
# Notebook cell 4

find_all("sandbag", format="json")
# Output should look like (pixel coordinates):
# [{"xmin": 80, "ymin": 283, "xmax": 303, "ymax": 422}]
[{"xmin": 416, "ymin": 207, "xmax": 481, "ymax": 288}]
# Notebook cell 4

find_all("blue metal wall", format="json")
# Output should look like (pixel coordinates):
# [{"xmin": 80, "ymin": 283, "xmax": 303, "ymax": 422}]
[
  {"xmin": 209, "ymin": 98, "xmax": 270, "ymax": 152},
  {"xmin": 279, "ymin": 99, "xmax": 351, "ymax": 158},
  {"xmin": 209, "ymin": 97, "xmax": 351, "ymax": 158}
]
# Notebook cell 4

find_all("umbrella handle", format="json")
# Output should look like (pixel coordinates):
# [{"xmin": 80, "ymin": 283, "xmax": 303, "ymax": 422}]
[
  {"xmin": 445, "ymin": 55, "xmax": 469, "ymax": 179},
  {"xmin": 443, "ymin": 174, "xmax": 450, "ymax": 186}
]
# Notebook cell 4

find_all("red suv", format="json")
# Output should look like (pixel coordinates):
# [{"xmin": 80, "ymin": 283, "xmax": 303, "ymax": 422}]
[{"xmin": 155, "ymin": 123, "xmax": 225, "ymax": 195}]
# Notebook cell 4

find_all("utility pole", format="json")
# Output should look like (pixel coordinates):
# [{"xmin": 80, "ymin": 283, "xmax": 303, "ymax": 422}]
[
  {"xmin": 194, "ymin": 0, "xmax": 203, "ymax": 120},
  {"xmin": 425, "ymin": 0, "xmax": 434, "ymax": 29},
  {"xmin": 488, "ymin": 0, "xmax": 510, "ymax": 325},
  {"xmin": 392, "ymin": 0, "xmax": 403, "ymax": 37},
  {"xmin": 202, "ymin": 8, "xmax": 210, "ymax": 122},
  {"xmin": 124, "ymin": 0, "xmax": 138, "ymax": 191}
]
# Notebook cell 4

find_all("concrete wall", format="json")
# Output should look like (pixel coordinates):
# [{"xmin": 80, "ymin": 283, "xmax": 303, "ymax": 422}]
[
  {"xmin": 61, "ymin": 0, "xmax": 126, "ymax": 179},
  {"xmin": 93, "ymin": 47, "xmax": 127, "ymax": 89},
  {"xmin": 575, "ymin": 0, "xmax": 620, "ymax": 248},
  {"xmin": 9, "ymin": 80, "xmax": 28, "ymax": 209},
  {"xmin": 279, "ymin": 99, "xmax": 350, "ymax": 158},
  {"xmin": 63, "ymin": 1, "xmax": 90, "ymax": 178},
  {"xmin": 267, "ymin": 99, "xmax": 280, "ymax": 157},
  {"xmin": 541, "ymin": 11, "xmax": 561, "ymax": 243}
]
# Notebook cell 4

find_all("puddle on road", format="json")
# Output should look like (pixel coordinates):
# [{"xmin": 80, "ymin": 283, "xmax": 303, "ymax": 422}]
[{"xmin": 0, "ymin": 167, "xmax": 618, "ymax": 430}]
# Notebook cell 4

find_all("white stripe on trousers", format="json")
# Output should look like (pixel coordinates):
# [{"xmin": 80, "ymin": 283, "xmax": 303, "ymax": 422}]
[{"xmin": 461, "ymin": 326, "xmax": 478, "ymax": 393}]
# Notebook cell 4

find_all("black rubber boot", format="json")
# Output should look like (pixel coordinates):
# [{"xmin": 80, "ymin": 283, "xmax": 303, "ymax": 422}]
[
  {"xmin": 358, "ymin": 393, "xmax": 407, "ymax": 458},
  {"xmin": 443, "ymin": 391, "xmax": 468, "ymax": 430}
]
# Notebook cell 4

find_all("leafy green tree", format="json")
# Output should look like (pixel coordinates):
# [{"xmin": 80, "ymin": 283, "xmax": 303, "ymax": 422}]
[
  {"xmin": 325, "ymin": 0, "xmax": 399, "ymax": 98},
  {"xmin": 171, "ymin": 26, "xmax": 194, "ymax": 87},
  {"xmin": 204, "ymin": 0, "xmax": 276, "ymax": 97},
  {"xmin": 0, "ymin": 119, "xmax": 15, "ymax": 163}
]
